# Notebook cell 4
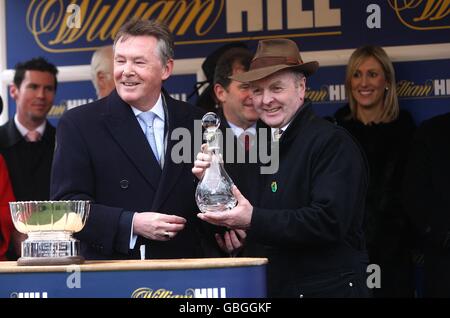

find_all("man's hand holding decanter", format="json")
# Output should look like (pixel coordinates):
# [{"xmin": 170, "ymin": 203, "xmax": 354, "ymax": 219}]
[
  {"xmin": 193, "ymin": 145, "xmax": 251, "ymax": 255},
  {"xmin": 197, "ymin": 185, "xmax": 253, "ymax": 230}
]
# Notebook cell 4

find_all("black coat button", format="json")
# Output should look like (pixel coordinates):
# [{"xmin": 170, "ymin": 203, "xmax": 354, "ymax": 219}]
[{"xmin": 120, "ymin": 179, "xmax": 129, "ymax": 189}]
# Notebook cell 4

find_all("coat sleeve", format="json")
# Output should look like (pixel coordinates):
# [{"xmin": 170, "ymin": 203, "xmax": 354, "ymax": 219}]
[
  {"xmin": 250, "ymin": 129, "xmax": 368, "ymax": 247},
  {"xmin": 50, "ymin": 113, "xmax": 133, "ymax": 256}
]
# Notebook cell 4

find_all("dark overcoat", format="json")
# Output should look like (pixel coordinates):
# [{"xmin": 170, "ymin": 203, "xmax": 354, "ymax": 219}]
[
  {"xmin": 51, "ymin": 90, "xmax": 212, "ymax": 260},
  {"xmin": 248, "ymin": 101, "xmax": 370, "ymax": 297}
]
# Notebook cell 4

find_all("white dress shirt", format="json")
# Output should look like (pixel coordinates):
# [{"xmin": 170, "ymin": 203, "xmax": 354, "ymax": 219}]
[
  {"xmin": 129, "ymin": 94, "xmax": 166, "ymax": 254},
  {"xmin": 14, "ymin": 114, "xmax": 46, "ymax": 138}
]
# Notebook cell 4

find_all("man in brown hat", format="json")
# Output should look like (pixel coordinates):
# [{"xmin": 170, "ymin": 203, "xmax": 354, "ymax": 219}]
[{"xmin": 194, "ymin": 39, "xmax": 370, "ymax": 297}]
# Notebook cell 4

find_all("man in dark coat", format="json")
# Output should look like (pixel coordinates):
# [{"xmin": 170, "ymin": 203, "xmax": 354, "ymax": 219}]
[
  {"xmin": 195, "ymin": 39, "xmax": 370, "ymax": 297},
  {"xmin": 403, "ymin": 112, "xmax": 450, "ymax": 297},
  {"xmin": 0, "ymin": 57, "xmax": 57, "ymax": 260},
  {"xmin": 207, "ymin": 47, "xmax": 260, "ymax": 253},
  {"xmin": 213, "ymin": 47, "xmax": 259, "ymax": 200},
  {"xmin": 51, "ymin": 19, "xmax": 215, "ymax": 260},
  {"xmin": 0, "ymin": 57, "xmax": 57, "ymax": 202}
]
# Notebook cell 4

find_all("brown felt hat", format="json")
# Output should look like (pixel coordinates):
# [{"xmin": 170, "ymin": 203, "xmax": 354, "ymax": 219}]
[{"xmin": 231, "ymin": 38, "xmax": 319, "ymax": 82}]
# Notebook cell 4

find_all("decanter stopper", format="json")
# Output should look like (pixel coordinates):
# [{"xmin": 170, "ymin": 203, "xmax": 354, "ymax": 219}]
[
  {"xmin": 202, "ymin": 112, "xmax": 221, "ymax": 151},
  {"xmin": 195, "ymin": 112, "xmax": 237, "ymax": 213}
]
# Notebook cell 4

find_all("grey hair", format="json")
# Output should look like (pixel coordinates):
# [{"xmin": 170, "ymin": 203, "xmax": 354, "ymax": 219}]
[
  {"xmin": 113, "ymin": 18, "xmax": 174, "ymax": 66},
  {"xmin": 90, "ymin": 45, "xmax": 113, "ymax": 96}
]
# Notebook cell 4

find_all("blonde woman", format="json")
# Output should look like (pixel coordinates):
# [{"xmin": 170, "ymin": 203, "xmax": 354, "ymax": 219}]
[{"xmin": 333, "ymin": 46, "xmax": 416, "ymax": 297}]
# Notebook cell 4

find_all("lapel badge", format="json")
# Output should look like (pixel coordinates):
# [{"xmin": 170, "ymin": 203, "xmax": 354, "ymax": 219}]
[{"xmin": 271, "ymin": 181, "xmax": 278, "ymax": 193}]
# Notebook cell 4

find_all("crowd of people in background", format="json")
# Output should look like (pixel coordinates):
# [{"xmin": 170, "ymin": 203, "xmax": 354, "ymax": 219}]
[{"xmin": 0, "ymin": 18, "xmax": 449, "ymax": 298}]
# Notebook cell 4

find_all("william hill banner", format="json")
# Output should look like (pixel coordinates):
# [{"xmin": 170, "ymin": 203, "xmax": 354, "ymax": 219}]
[
  {"xmin": 6, "ymin": 0, "xmax": 450, "ymax": 66},
  {"xmin": 4, "ymin": 0, "xmax": 450, "ymax": 124}
]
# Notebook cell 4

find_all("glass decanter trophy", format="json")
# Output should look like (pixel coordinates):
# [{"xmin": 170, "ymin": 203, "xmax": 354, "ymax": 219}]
[{"xmin": 195, "ymin": 112, "xmax": 237, "ymax": 213}]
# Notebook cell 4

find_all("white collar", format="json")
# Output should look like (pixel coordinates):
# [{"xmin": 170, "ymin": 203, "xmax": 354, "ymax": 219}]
[
  {"xmin": 130, "ymin": 94, "xmax": 165, "ymax": 121},
  {"xmin": 271, "ymin": 123, "xmax": 290, "ymax": 141},
  {"xmin": 14, "ymin": 114, "xmax": 46, "ymax": 137},
  {"xmin": 227, "ymin": 120, "xmax": 257, "ymax": 137}
]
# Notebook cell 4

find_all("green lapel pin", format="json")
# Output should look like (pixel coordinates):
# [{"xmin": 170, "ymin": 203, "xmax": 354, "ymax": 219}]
[{"xmin": 271, "ymin": 181, "xmax": 278, "ymax": 193}]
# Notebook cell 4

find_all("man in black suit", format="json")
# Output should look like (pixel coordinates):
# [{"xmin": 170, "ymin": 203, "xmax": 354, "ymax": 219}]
[
  {"xmin": 51, "ymin": 19, "xmax": 215, "ymax": 260},
  {"xmin": 403, "ymin": 112, "xmax": 450, "ymax": 297},
  {"xmin": 0, "ymin": 57, "xmax": 57, "ymax": 202},
  {"xmin": 213, "ymin": 47, "xmax": 259, "ymax": 188},
  {"xmin": 0, "ymin": 57, "xmax": 56, "ymax": 260},
  {"xmin": 195, "ymin": 39, "xmax": 370, "ymax": 297},
  {"xmin": 207, "ymin": 47, "xmax": 260, "ymax": 253}
]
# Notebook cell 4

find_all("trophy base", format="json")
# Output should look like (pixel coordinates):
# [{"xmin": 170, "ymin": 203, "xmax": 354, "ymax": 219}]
[
  {"xmin": 17, "ymin": 256, "xmax": 85, "ymax": 266},
  {"xmin": 20, "ymin": 235, "xmax": 82, "ymax": 264}
]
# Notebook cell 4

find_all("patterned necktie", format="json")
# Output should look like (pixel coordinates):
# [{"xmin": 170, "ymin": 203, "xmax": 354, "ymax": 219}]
[
  {"xmin": 274, "ymin": 128, "xmax": 283, "ymax": 141},
  {"xmin": 26, "ymin": 130, "xmax": 41, "ymax": 142},
  {"xmin": 137, "ymin": 112, "xmax": 160, "ymax": 165}
]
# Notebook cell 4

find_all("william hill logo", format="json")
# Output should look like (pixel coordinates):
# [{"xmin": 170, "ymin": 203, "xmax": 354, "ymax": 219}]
[
  {"xmin": 397, "ymin": 80, "xmax": 433, "ymax": 97},
  {"xmin": 131, "ymin": 288, "xmax": 192, "ymax": 298},
  {"xmin": 389, "ymin": 0, "xmax": 450, "ymax": 30},
  {"xmin": 304, "ymin": 78, "xmax": 450, "ymax": 104},
  {"xmin": 397, "ymin": 79, "xmax": 450, "ymax": 98},
  {"xmin": 27, "ymin": 0, "xmax": 342, "ymax": 52},
  {"xmin": 27, "ymin": 0, "xmax": 226, "ymax": 52},
  {"xmin": 131, "ymin": 287, "xmax": 227, "ymax": 298}
]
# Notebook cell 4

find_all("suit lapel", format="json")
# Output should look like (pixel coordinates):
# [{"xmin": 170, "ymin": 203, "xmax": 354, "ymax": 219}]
[
  {"xmin": 103, "ymin": 91, "xmax": 161, "ymax": 191},
  {"xmin": 3, "ymin": 121, "xmax": 23, "ymax": 147}
]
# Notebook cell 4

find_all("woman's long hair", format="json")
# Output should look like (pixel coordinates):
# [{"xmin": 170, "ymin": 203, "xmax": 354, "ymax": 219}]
[{"xmin": 345, "ymin": 45, "xmax": 399, "ymax": 123}]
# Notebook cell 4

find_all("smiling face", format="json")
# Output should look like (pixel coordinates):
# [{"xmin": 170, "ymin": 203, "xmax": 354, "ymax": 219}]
[
  {"xmin": 250, "ymin": 70, "xmax": 306, "ymax": 128},
  {"xmin": 9, "ymin": 70, "xmax": 55, "ymax": 128},
  {"xmin": 113, "ymin": 35, "xmax": 173, "ymax": 110},
  {"xmin": 351, "ymin": 56, "xmax": 387, "ymax": 112},
  {"xmin": 215, "ymin": 63, "xmax": 259, "ymax": 129}
]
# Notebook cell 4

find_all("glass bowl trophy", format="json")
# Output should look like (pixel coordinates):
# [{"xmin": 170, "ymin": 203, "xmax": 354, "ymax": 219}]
[
  {"xmin": 195, "ymin": 112, "xmax": 237, "ymax": 213},
  {"xmin": 9, "ymin": 201, "xmax": 90, "ymax": 266}
]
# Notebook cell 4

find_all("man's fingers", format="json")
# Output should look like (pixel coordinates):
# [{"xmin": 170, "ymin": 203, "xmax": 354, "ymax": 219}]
[
  {"xmin": 160, "ymin": 214, "xmax": 186, "ymax": 224},
  {"xmin": 234, "ymin": 229, "xmax": 247, "ymax": 240},
  {"xmin": 228, "ymin": 230, "xmax": 243, "ymax": 249},
  {"xmin": 193, "ymin": 151, "xmax": 212, "ymax": 179},
  {"xmin": 197, "ymin": 212, "xmax": 228, "ymax": 227},
  {"xmin": 215, "ymin": 233, "xmax": 226, "ymax": 251},
  {"xmin": 232, "ymin": 185, "xmax": 246, "ymax": 204},
  {"xmin": 166, "ymin": 223, "xmax": 185, "ymax": 233},
  {"xmin": 193, "ymin": 159, "xmax": 211, "ymax": 169},
  {"xmin": 196, "ymin": 152, "xmax": 211, "ymax": 162},
  {"xmin": 223, "ymin": 231, "xmax": 234, "ymax": 253}
]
